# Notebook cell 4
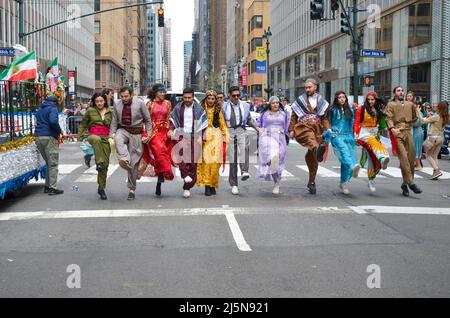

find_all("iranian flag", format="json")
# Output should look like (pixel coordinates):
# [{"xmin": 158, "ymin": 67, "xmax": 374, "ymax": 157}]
[
  {"xmin": 0, "ymin": 51, "xmax": 37, "ymax": 82},
  {"xmin": 49, "ymin": 58, "xmax": 59, "ymax": 76}
]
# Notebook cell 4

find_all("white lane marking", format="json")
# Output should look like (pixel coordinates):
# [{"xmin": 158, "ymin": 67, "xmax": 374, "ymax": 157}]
[
  {"xmin": 332, "ymin": 166, "xmax": 386, "ymax": 179},
  {"xmin": 381, "ymin": 167, "xmax": 423, "ymax": 179},
  {"xmin": 357, "ymin": 206, "xmax": 450, "ymax": 215},
  {"xmin": 420, "ymin": 168, "xmax": 450, "ymax": 179},
  {"xmin": 253, "ymin": 166, "xmax": 294, "ymax": 177},
  {"xmin": 224, "ymin": 212, "xmax": 252, "ymax": 252},
  {"xmin": 348, "ymin": 206, "xmax": 368, "ymax": 214},
  {"xmin": 76, "ymin": 165, "xmax": 119, "ymax": 183},
  {"xmin": 0, "ymin": 206, "xmax": 355, "ymax": 221},
  {"xmin": 58, "ymin": 164, "xmax": 82, "ymax": 175},
  {"xmin": 296, "ymin": 165, "xmax": 341, "ymax": 178}
]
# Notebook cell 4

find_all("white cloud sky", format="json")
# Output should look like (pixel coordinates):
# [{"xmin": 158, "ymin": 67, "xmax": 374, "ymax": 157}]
[{"xmin": 164, "ymin": 0, "xmax": 195, "ymax": 91}]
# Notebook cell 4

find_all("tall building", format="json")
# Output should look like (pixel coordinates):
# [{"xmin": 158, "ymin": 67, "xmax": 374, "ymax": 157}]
[
  {"xmin": 0, "ymin": 0, "xmax": 95, "ymax": 100},
  {"xmin": 209, "ymin": 0, "xmax": 227, "ymax": 74},
  {"xmin": 184, "ymin": 41, "xmax": 193, "ymax": 88},
  {"xmin": 95, "ymin": 0, "xmax": 148, "ymax": 96},
  {"xmin": 270, "ymin": 0, "xmax": 448, "ymax": 103},
  {"xmin": 192, "ymin": 0, "xmax": 210, "ymax": 91},
  {"xmin": 163, "ymin": 19, "xmax": 172, "ymax": 89}
]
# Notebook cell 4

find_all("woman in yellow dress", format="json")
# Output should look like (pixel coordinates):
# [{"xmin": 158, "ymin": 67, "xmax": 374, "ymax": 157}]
[{"xmin": 197, "ymin": 90, "xmax": 229, "ymax": 196}]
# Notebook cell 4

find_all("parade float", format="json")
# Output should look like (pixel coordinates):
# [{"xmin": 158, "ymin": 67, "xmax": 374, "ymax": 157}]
[{"xmin": 0, "ymin": 51, "xmax": 65, "ymax": 199}]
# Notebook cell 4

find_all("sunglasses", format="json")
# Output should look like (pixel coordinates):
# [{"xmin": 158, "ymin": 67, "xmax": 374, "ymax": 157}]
[{"xmin": 231, "ymin": 94, "xmax": 241, "ymax": 98}]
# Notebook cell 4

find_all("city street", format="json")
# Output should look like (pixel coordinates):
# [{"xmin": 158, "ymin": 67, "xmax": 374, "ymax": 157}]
[{"xmin": 1, "ymin": 132, "xmax": 449, "ymax": 298}]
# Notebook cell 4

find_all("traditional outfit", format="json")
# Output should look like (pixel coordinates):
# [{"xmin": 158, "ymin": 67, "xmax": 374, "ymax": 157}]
[
  {"xmin": 328, "ymin": 105, "xmax": 358, "ymax": 186},
  {"xmin": 289, "ymin": 92, "xmax": 330, "ymax": 192},
  {"xmin": 413, "ymin": 106, "xmax": 427, "ymax": 161},
  {"xmin": 110, "ymin": 97, "xmax": 152, "ymax": 192},
  {"xmin": 141, "ymin": 99, "xmax": 175, "ymax": 182},
  {"xmin": 170, "ymin": 101, "xmax": 208, "ymax": 194},
  {"xmin": 386, "ymin": 99, "xmax": 421, "ymax": 195},
  {"xmin": 418, "ymin": 111, "xmax": 445, "ymax": 179},
  {"xmin": 354, "ymin": 103, "xmax": 390, "ymax": 182},
  {"xmin": 78, "ymin": 106, "xmax": 113, "ymax": 193},
  {"xmin": 197, "ymin": 92, "xmax": 229, "ymax": 192},
  {"xmin": 257, "ymin": 108, "xmax": 289, "ymax": 184},
  {"xmin": 222, "ymin": 100, "xmax": 258, "ymax": 189}
]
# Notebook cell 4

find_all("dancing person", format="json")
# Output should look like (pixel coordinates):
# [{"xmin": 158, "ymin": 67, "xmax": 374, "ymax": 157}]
[
  {"xmin": 386, "ymin": 86, "xmax": 422, "ymax": 197},
  {"xmin": 354, "ymin": 92, "xmax": 390, "ymax": 192},
  {"xmin": 256, "ymin": 96, "xmax": 290, "ymax": 195},
  {"xmin": 78, "ymin": 93, "xmax": 113, "ymax": 200},
  {"xmin": 289, "ymin": 78, "xmax": 330, "ymax": 195},
  {"xmin": 196, "ymin": 90, "xmax": 229, "ymax": 196}
]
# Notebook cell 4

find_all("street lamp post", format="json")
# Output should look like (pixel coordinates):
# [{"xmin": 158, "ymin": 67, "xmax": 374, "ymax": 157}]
[
  {"xmin": 130, "ymin": 64, "xmax": 136, "ymax": 91},
  {"xmin": 263, "ymin": 27, "xmax": 272, "ymax": 99},
  {"xmin": 122, "ymin": 55, "xmax": 128, "ymax": 86}
]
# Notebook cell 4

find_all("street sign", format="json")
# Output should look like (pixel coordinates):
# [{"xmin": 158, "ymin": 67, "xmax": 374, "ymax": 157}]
[
  {"xmin": 0, "ymin": 48, "xmax": 15, "ymax": 57},
  {"xmin": 360, "ymin": 49, "xmax": 386, "ymax": 58},
  {"xmin": 346, "ymin": 51, "xmax": 354, "ymax": 59}
]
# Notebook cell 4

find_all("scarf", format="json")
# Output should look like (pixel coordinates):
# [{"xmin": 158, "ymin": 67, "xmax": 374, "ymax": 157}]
[
  {"xmin": 170, "ymin": 101, "xmax": 208, "ymax": 134},
  {"xmin": 292, "ymin": 93, "xmax": 329, "ymax": 119}
]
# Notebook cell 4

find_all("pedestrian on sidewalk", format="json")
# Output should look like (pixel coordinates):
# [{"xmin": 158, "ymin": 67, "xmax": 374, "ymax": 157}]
[
  {"xmin": 327, "ymin": 91, "xmax": 360, "ymax": 195},
  {"xmin": 288, "ymin": 78, "xmax": 330, "ymax": 195},
  {"xmin": 386, "ymin": 86, "xmax": 422, "ymax": 197},
  {"xmin": 417, "ymin": 101, "xmax": 449, "ymax": 180},
  {"xmin": 78, "ymin": 92, "xmax": 113, "ymax": 200},
  {"xmin": 196, "ymin": 89, "xmax": 229, "ymax": 196},
  {"xmin": 110, "ymin": 87, "xmax": 152, "ymax": 200},
  {"xmin": 354, "ymin": 91, "xmax": 390, "ymax": 193},
  {"xmin": 256, "ymin": 96, "xmax": 289, "ymax": 195},
  {"xmin": 34, "ymin": 95, "xmax": 64, "ymax": 195},
  {"xmin": 222, "ymin": 86, "xmax": 260, "ymax": 196},
  {"xmin": 141, "ymin": 83, "xmax": 175, "ymax": 197},
  {"xmin": 169, "ymin": 88, "xmax": 208, "ymax": 198}
]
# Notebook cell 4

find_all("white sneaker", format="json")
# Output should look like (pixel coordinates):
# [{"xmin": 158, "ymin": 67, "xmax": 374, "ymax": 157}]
[
  {"xmin": 381, "ymin": 157, "xmax": 390, "ymax": 170},
  {"xmin": 272, "ymin": 184, "xmax": 280, "ymax": 195},
  {"xmin": 340, "ymin": 183, "xmax": 350, "ymax": 195},
  {"xmin": 353, "ymin": 164, "xmax": 361, "ymax": 178},
  {"xmin": 241, "ymin": 172, "xmax": 250, "ymax": 181},
  {"xmin": 184, "ymin": 176, "xmax": 193, "ymax": 184},
  {"xmin": 368, "ymin": 180, "xmax": 377, "ymax": 193},
  {"xmin": 231, "ymin": 186, "xmax": 239, "ymax": 195},
  {"xmin": 183, "ymin": 190, "xmax": 191, "ymax": 198}
]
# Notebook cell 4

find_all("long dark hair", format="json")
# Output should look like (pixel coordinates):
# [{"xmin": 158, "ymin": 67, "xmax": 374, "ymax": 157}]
[
  {"xmin": 363, "ymin": 94, "xmax": 386, "ymax": 118},
  {"xmin": 437, "ymin": 101, "xmax": 449, "ymax": 128},
  {"xmin": 91, "ymin": 92, "xmax": 108, "ymax": 109},
  {"xmin": 329, "ymin": 91, "xmax": 352, "ymax": 120},
  {"xmin": 201, "ymin": 91, "xmax": 221, "ymax": 128}
]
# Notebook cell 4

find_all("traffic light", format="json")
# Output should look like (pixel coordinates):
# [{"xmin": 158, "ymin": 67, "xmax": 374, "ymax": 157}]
[
  {"xmin": 158, "ymin": 8, "xmax": 164, "ymax": 27},
  {"xmin": 340, "ymin": 12, "xmax": 351, "ymax": 35},
  {"xmin": 361, "ymin": 76, "xmax": 374, "ymax": 87},
  {"xmin": 331, "ymin": 0, "xmax": 340, "ymax": 11},
  {"xmin": 310, "ymin": 0, "xmax": 324, "ymax": 21}
]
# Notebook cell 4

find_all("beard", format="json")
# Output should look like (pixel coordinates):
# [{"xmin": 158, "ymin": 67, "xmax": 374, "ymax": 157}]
[{"xmin": 306, "ymin": 91, "xmax": 315, "ymax": 97}]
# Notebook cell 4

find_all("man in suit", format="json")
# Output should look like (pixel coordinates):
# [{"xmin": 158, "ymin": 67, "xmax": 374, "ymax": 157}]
[
  {"xmin": 222, "ymin": 86, "xmax": 260, "ymax": 195},
  {"xmin": 110, "ymin": 87, "xmax": 152, "ymax": 200}
]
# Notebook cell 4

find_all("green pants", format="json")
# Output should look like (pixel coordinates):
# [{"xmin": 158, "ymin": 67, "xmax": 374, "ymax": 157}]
[
  {"xmin": 87, "ymin": 135, "xmax": 111, "ymax": 190},
  {"xmin": 35, "ymin": 136, "xmax": 59, "ymax": 189}
]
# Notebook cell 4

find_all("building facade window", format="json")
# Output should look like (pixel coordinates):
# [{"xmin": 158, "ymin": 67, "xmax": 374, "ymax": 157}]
[
  {"xmin": 250, "ymin": 16, "xmax": 263, "ymax": 31},
  {"xmin": 285, "ymin": 59, "xmax": 291, "ymax": 82},
  {"xmin": 95, "ymin": 43, "xmax": 101, "ymax": 56},
  {"xmin": 94, "ymin": 21, "xmax": 100, "ymax": 34},
  {"xmin": 95, "ymin": 63, "xmax": 101, "ymax": 81},
  {"xmin": 94, "ymin": 0, "xmax": 100, "ymax": 12},
  {"xmin": 294, "ymin": 55, "xmax": 301, "ymax": 78}
]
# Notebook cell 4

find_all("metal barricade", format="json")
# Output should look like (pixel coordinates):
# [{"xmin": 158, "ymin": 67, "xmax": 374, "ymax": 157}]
[
  {"xmin": 64, "ymin": 115, "xmax": 84, "ymax": 140},
  {"xmin": 0, "ymin": 80, "xmax": 46, "ymax": 144}
]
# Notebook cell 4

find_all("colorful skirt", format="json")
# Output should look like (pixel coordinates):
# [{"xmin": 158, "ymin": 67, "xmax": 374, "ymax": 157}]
[{"xmin": 357, "ymin": 127, "xmax": 389, "ymax": 180}]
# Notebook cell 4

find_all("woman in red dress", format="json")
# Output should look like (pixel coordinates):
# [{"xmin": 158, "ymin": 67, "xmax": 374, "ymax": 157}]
[{"xmin": 141, "ymin": 84, "xmax": 174, "ymax": 196}]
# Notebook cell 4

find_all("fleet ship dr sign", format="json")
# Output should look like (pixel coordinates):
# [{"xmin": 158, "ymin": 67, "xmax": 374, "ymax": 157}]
[{"xmin": 0, "ymin": 48, "xmax": 15, "ymax": 57}]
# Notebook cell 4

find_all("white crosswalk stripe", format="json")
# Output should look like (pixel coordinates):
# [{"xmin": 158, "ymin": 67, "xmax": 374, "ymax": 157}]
[{"xmin": 30, "ymin": 163, "xmax": 450, "ymax": 185}]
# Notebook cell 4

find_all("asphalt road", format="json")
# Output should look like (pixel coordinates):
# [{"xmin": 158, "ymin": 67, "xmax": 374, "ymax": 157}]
[{"xmin": 0, "ymin": 132, "xmax": 449, "ymax": 298}]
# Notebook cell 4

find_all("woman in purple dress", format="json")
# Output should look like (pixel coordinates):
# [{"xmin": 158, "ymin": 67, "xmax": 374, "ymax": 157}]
[{"xmin": 257, "ymin": 96, "xmax": 290, "ymax": 195}]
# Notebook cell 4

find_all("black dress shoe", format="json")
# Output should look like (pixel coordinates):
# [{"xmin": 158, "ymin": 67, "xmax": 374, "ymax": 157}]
[
  {"xmin": 205, "ymin": 186, "xmax": 212, "ymax": 197},
  {"xmin": 210, "ymin": 187, "xmax": 217, "ymax": 195},
  {"xmin": 48, "ymin": 188, "xmax": 64, "ymax": 196},
  {"xmin": 98, "ymin": 190, "xmax": 107, "ymax": 200},
  {"xmin": 401, "ymin": 184, "xmax": 410, "ymax": 197},
  {"xmin": 308, "ymin": 182, "xmax": 317, "ymax": 195},
  {"xmin": 316, "ymin": 144, "xmax": 326, "ymax": 163},
  {"xmin": 44, "ymin": 187, "xmax": 51, "ymax": 193},
  {"xmin": 409, "ymin": 183, "xmax": 423, "ymax": 194},
  {"xmin": 156, "ymin": 183, "xmax": 162, "ymax": 196},
  {"xmin": 84, "ymin": 155, "xmax": 92, "ymax": 168},
  {"xmin": 128, "ymin": 191, "xmax": 135, "ymax": 200}
]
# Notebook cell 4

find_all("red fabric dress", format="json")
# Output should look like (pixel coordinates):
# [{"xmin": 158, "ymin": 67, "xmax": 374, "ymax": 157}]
[{"xmin": 140, "ymin": 100, "xmax": 175, "ymax": 181}]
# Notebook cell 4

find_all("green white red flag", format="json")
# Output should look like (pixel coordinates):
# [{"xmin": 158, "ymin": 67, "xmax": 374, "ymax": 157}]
[{"xmin": 0, "ymin": 51, "xmax": 37, "ymax": 82}]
